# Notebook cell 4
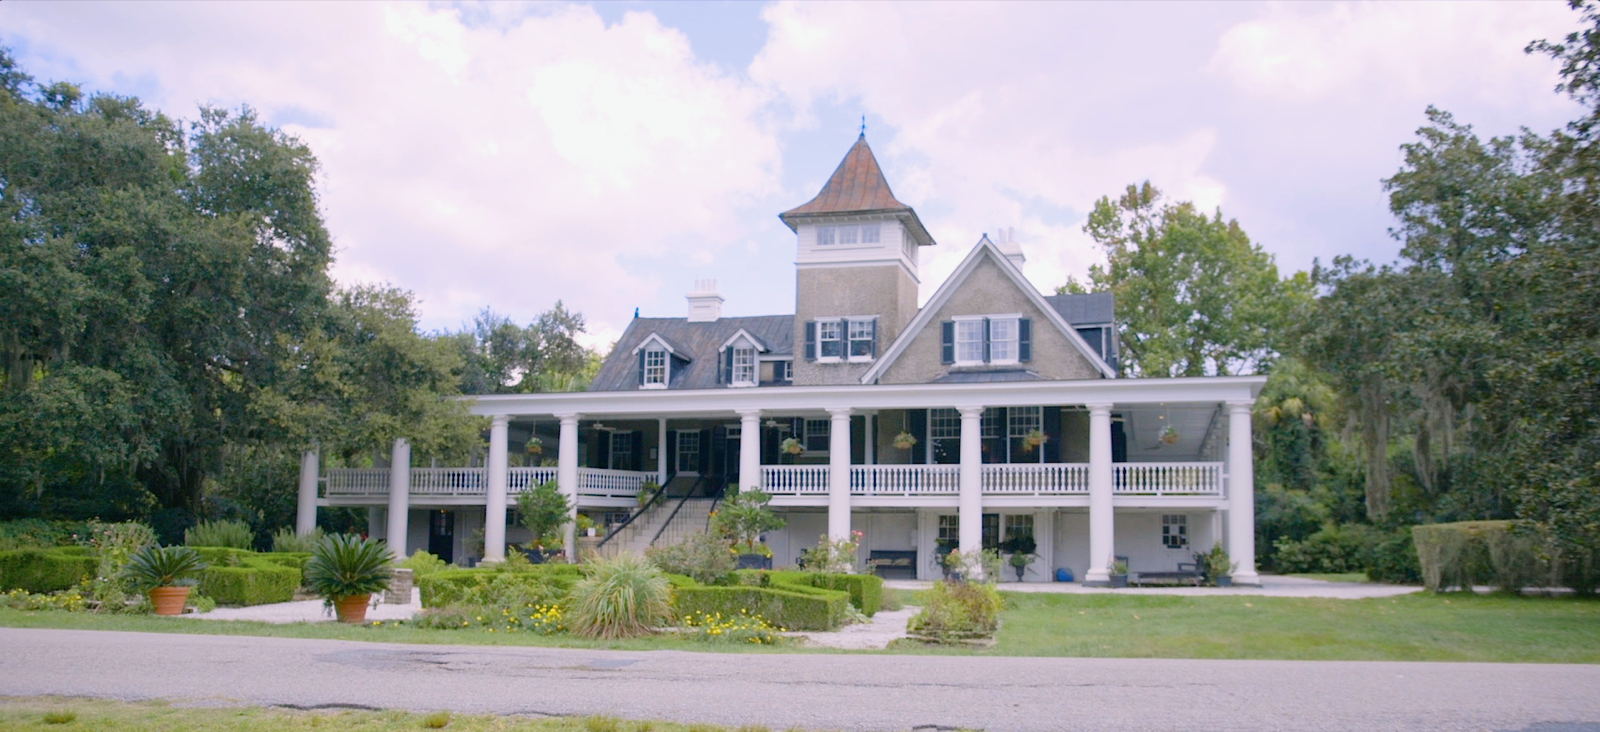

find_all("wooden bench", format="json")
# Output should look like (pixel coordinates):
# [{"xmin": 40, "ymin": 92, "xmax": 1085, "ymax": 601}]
[
  {"xmin": 868, "ymin": 550, "xmax": 918, "ymax": 580},
  {"xmin": 1131, "ymin": 562, "xmax": 1204, "ymax": 587}
]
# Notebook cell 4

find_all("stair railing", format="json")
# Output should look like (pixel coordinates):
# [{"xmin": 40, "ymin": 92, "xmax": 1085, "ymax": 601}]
[
  {"xmin": 596, "ymin": 472, "xmax": 674, "ymax": 552},
  {"xmin": 650, "ymin": 475, "xmax": 707, "ymax": 547}
]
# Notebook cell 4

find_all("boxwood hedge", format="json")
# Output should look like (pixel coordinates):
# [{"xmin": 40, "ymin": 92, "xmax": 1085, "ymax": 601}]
[
  {"xmin": 418, "ymin": 565, "xmax": 581, "ymax": 608},
  {"xmin": 769, "ymin": 571, "xmax": 883, "ymax": 616},
  {"xmin": 189, "ymin": 547, "xmax": 307, "ymax": 605},
  {"xmin": 0, "ymin": 547, "xmax": 96, "ymax": 593}
]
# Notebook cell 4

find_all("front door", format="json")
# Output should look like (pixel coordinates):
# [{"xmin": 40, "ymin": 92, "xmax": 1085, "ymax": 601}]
[{"xmin": 428, "ymin": 510, "xmax": 455, "ymax": 564}]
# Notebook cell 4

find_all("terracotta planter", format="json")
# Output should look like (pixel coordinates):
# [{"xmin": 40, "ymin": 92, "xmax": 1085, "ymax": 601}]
[
  {"xmin": 334, "ymin": 594, "xmax": 372, "ymax": 623},
  {"xmin": 149, "ymin": 585, "xmax": 191, "ymax": 616}
]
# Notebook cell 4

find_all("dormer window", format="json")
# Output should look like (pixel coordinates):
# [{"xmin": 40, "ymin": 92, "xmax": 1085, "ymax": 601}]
[
  {"xmin": 642, "ymin": 348, "xmax": 667, "ymax": 388},
  {"xmin": 718, "ymin": 329, "xmax": 768, "ymax": 388},
  {"xmin": 816, "ymin": 223, "xmax": 880, "ymax": 246},
  {"xmin": 731, "ymin": 346, "xmax": 756, "ymax": 386}
]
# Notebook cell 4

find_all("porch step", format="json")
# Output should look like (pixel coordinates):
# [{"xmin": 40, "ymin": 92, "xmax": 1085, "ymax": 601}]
[{"xmin": 648, "ymin": 499, "xmax": 716, "ymax": 550}]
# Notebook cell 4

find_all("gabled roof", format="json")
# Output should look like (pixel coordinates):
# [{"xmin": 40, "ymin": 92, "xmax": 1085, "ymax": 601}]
[
  {"xmin": 590, "ymin": 315, "xmax": 794, "ymax": 392},
  {"xmin": 720, "ymin": 328, "xmax": 769, "ymax": 352},
  {"xmin": 860, "ymin": 235, "xmax": 1119, "ymax": 384},
  {"xmin": 631, "ymin": 331, "xmax": 686, "ymax": 356},
  {"xmin": 779, "ymin": 135, "xmax": 936, "ymax": 248}
]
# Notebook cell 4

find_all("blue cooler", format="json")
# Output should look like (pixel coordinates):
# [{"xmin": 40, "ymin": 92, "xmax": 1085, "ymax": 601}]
[{"xmin": 1055, "ymin": 567, "xmax": 1074, "ymax": 582}]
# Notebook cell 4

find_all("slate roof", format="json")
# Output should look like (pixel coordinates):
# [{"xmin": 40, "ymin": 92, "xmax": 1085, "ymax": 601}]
[
  {"xmin": 1044, "ymin": 292, "xmax": 1115, "ymax": 325},
  {"xmin": 589, "ymin": 315, "xmax": 795, "ymax": 392},
  {"xmin": 780, "ymin": 135, "xmax": 911, "ymax": 221}
]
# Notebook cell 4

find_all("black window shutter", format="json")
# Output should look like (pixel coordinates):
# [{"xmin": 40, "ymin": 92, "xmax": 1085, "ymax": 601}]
[
  {"xmin": 632, "ymin": 431, "xmax": 644, "ymax": 472},
  {"xmin": 637, "ymin": 351, "xmax": 646, "ymax": 386},
  {"xmin": 699, "ymin": 429, "xmax": 712, "ymax": 473},
  {"xmin": 1019, "ymin": 318, "xmax": 1033, "ymax": 362},
  {"xmin": 1042, "ymin": 407, "xmax": 1061, "ymax": 463},
  {"xmin": 805, "ymin": 321, "xmax": 817, "ymax": 360},
  {"xmin": 666, "ymin": 432, "xmax": 677, "ymax": 474},
  {"xmin": 726, "ymin": 347, "xmax": 735, "ymax": 383},
  {"xmin": 908, "ymin": 409, "xmax": 928, "ymax": 464},
  {"xmin": 598, "ymin": 431, "xmax": 612, "ymax": 469},
  {"xmin": 983, "ymin": 318, "xmax": 992, "ymax": 363},
  {"xmin": 941, "ymin": 322, "xmax": 955, "ymax": 364}
]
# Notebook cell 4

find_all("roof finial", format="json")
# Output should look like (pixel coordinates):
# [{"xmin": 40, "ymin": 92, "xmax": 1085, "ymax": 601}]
[{"xmin": 860, "ymin": 114, "xmax": 866, "ymax": 137}]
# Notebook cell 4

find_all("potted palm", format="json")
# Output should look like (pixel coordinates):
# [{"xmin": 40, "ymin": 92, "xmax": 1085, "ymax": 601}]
[
  {"xmin": 123, "ymin": 545, "xmax": 208, "ymax": 616},
  {"xmin": 1108, "ymin": 556, "xmax": 1129, "ymax": 588},
  {"xmin": 304, "ymin": 534, "xmax": 394, "ymax": 623},
  {"xmin": 1203, "ymin": 544, "xmax": 1237, "ymax": 587}
]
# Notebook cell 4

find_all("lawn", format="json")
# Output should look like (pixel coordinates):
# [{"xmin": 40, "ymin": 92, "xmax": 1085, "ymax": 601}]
[
  {"xmin": 963, "ymin": 590, "xmax": 1600, "ymax": 663},
  {"xmin": 0, "ymin": 696, "xmax": 769, "ymax": 732},
  {"xmin": 1285, "ymin": 572, "xmax": 1369, "ymax": 583}
]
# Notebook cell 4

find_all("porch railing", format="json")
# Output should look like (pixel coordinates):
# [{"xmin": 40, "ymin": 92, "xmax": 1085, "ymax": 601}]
[
  {"xmin": 325, "ymin": 467, "xmax": 650, "ymax": 499},
  {"xmin": 852, "ymin": 465, "xmax": 960, "ymax": 495},
  {"xmin": 983, "ymin": 463, "xmax": 1089, "ymax": 494},
  {"xmin": 761, "ymin": 465, "xmax": 829, "ymax": 494},
  {"xmin": 1114, "ymin": 462, "xmax": 1223, "ymax": 496},
  {"xmin": 507, "ymin": 467, "xmax": 558, "ymax": 493},
  {"xmin": 578, "ymin": 468, "xmax": 650, "ymax": 498},
  {"xmin": 410, "ymin": 467, "xmax": 486, "ymax": 496},
  {"xmin": 325, "ymin": 468, "xmax": 391, "ymax": 496}
]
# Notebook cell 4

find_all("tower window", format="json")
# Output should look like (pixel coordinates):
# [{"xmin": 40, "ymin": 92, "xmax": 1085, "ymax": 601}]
[
  {"xmin": 818, "ymin": 320, "xmax": 843, "ymax": 359},
  {"xmin": 848, "ymin": 318, "xmax": 875, "ymax": 360},
  {"xmin": 815, "ymin": 224, "xmax": 881, "ymax": 247}
]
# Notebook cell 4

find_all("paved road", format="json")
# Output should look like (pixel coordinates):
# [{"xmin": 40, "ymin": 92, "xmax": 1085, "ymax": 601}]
[{"xmin": 2, "ymin": 628, "xmax": 1597, "ymax": 731}]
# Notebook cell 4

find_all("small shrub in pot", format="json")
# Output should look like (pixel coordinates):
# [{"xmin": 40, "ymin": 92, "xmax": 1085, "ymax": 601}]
[
  {"xmin": 122, "ymin": 545, "xmax": 208, "ymax": 615},
  {"xmin": 304, "ymin": 534, "xmax": 393, "ymax": 623}
]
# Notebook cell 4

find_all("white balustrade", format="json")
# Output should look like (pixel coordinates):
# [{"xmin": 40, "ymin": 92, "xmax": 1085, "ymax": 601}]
[
  {"xmin": 324, "ymin": 468, "xmax": 391, "ymax": 496},
  {"xmin": 982, "ymin": 463, "xmax": 1089, "ymax": 494},
  {"xmin": 409, "ymin": 467, "xmax": 486, "ymax": 496},
  {"xmin": 508, "ymin": 467, "xmax": 559, "ymax": 493},
  {"xmin": 578, "ymin": 468, "xmax": 650, "ymax": 497},
  {"xmin": 1114, "ymin": 462, "xmax": 1224, "ymax": 496},
  {"xmin": 851, "ymin": 465, "xmax": 960, "ymax": 495},
  {"xmin": 761, "ymin": 465, "xmax": 829, "ymax": 494}
]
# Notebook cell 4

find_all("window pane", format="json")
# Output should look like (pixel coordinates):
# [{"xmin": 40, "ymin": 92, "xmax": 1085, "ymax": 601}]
[
  {"xmin": 859, "ymin": 223, "xmax": 880, "ymax": 243},
  {"xmin": 956, "ymin": 320, "xmax": 985, "ymax": 362},
  {"xmin": 929, "ymin": 408, "xmax": 960, "ymax": 439},
  {"xmin": 981, "ymin": 409, "xmax": 1002, "ymax": 438},
  {"xmin": 819, "ymin": 321, "xmax": 842, "ymax": 358},
  {"xmin": 733, "ymin": 347, "xmax": 755, "ymax": 383},
  {"xmin": 645, "ymin": 349, "xmax": 666, "ymax": 384},
  {"xmin": 805, "ymin": 419, "xmax": 831, "ymax": 451},
  {"xmin": 838, "ymin": 225, "xmax": 858, "ymax": 245},
  {"xmin": 816, "ymin": 226, "xmax": 835, "ymax": 246},
  {"xmin": 990, "ymin": 318, "xmax": 1018, "ymax": 361},
  {"xmin": 1007, "ymin": 406, "xmax": 1042, "ymax": 436},
  {"xmin": 848, "ymin": 319, "xmax": 874, "ymax": 358}
]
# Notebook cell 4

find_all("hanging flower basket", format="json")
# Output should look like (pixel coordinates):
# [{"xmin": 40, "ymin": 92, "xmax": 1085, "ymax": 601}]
[
  {"xmin": 893, "ymin": 431, "xmax": 918, "ymax": 451},
  {"xmin": 781, "ymin": 437, "xmax": 805, "ymax": 456},
  {"xmin": 1023, "ymin": 429, "xmax": 1048, "ymax": 449},
  {"xmin": 1160, "ymin": 425, "xmax": 1181, "ymax": 445},
  {"xmin": 525, "ymin": 437, "xmax": 543, "ymax": 456}
]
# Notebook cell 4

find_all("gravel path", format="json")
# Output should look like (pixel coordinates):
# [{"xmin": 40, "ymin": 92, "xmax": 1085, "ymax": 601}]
[
  {"xmin": 3, "ymin": 628, "xmax": 1597, "ymax": 731},
  {"xmin": 192, "ymin": 589, "xmax": 421, "ymax": 624}
]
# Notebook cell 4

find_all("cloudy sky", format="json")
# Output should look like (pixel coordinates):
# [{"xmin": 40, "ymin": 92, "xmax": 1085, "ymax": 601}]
[{"xmin": 0, "ymin": 1, "xmax": 1584, "ymax": 348}]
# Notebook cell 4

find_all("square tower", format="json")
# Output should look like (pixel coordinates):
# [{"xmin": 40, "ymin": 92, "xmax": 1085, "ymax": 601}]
[{"xmin": 779, "ymin": 135, "xmax": 936, "ymax": 386}]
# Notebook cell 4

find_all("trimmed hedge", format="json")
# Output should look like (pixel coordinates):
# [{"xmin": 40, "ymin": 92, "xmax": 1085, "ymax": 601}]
[
  {"xmin": 1412, "ymin": 521, "xmax": 1598, "ymax": 594},
  {"xmin": 672, "ymin": 583, "xmax": 850, "ymax": 631},
  {"xmin": 418, "ymin": 565, "xmax": 581, "ymax": 608},
  {"xmin": 0, "ymin": 547, "xmax": 97, "ymax": 592},
  {"xmin": 189, "ymin": 547, "xmax": 306, "ymax": 605},
  {"xmin": 769, "ymin": 571, "xmax": 883, "ymax": 616}
]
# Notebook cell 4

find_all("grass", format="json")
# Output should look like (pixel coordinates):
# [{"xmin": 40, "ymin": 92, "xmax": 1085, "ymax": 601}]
[
  {"xmin": 0, "ymin": 697, "xmax": 786, "ymax": 731},
  {"xmin": 946, "ymin": 590, "xmax": 1600, "ymax": 662},
  {"xmin": 4, "ymin": 589, "xmax": 1598, "ymax": 664},
  {"xmin": 1287, "ymin": 572, "xmax": 1370, "ymax": 583}
]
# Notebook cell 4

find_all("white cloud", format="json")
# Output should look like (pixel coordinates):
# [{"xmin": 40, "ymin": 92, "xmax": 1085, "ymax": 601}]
[{"xmin": 1, "ymin": 1, "xmax": 782, "ymax": 335}]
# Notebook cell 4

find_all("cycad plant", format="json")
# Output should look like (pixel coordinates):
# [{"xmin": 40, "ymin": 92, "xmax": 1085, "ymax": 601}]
[
  {"xmin": 122, "ymin": 545, "xmax": 208, "ymax": 591},
  {"xmin": 567, "ymin": 553, "xmax": 672, "ymax": 639},
  {"xmin": 303, "ymin": 534, "xmax": 394, "ymax": 606}
]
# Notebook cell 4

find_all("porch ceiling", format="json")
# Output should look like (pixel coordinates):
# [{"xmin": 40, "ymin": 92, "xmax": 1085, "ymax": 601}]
[{"xmin": 1120, "ymin": 403, "xmax": 1222, "ymax": 461}]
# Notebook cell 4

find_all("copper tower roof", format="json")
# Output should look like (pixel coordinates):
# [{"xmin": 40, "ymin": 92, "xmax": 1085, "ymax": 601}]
[{"xmin": 779, "ymin": 135, "xmax": 934, "ymax": 246}]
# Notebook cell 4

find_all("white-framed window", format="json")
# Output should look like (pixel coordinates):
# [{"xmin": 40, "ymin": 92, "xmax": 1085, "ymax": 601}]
[
  {"xmin": 804, "ymin": 418, "xmax": 831, "ymax": 452},
  {"xmin": 732, "ymin": 346, "xmax": 756, "ymax": 386},
  {"xmin": 981, "ymin": 408, "xmax": 1003, "ymax": 439},
  {"xmin": 989, "ymin": 317, "xmax": 1019, "ymax": 363},
  {"xmin": 937, "ymin": 515, "xmax": 960, "ymax": 551},
  {"xmin": 776, "ymin": 360, "xmax": 792, "ymax": 381},
  {"xmin": 929, "ymin": 408, "xmax": 961, "ymax": 439},
  {"xmin": 955, "ymin": 319, "xmax": 986, "ymax": 364},
  {"xmin": 816, "ymin": 223, "xmax": 880, "ymax": 246},
  {"xmin": 848, "ymin": 318, "xmax": 874, "ymax": 360},
  {"xmin": 609, "ymin": 431, "xmax": 633, "ymax": 470},
  {"xmin": 643, "ymin": 348, "xmax": 667, "ymax": 388},
  {"xmin": 676, "ymin": 431, "xmax": 700, "ymax": 474},
  {"xmin": 1162, "ymin": 514, "xmax": 1189, "ymax": 549},
  {"xmin": 1004, "ymin": 514, "xmax": 1034, "ymax": 543},
  {"xmin": 818, "ymin": 320, "xmax": 844, "ymax": 360},
  {"xmin": 1007, "ymin": 406, "xmax": 1042, "ymax": 438}
]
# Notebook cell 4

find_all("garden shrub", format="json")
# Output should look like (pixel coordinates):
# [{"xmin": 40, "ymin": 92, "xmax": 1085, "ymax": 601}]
[
  {"xmin": 678, "ymin": 608, "xmax": 784, "ymax": 643},
  {"xmin": 673, "ymin": 583, "xmax": 849, "ymax": 631},
  {"xmin": 270, "ymin": 527, "xmax": 323, "ymax": 553},
  {"xmin": 418, "ymin": 566, "xmax": 577, "ymax": 608},
  {"xmin": 1, "ymin": 587, "xmax": 89, "ymax": 612},
  {"xmin": 646, "ymin": 533, "xmax": 735, "ymax": 586},
  {"xmin": 411, "ymin": 603, "xmax": 566, "ymax": 634},
  {"xmin": 906, "ymin": 580, "xmax": 1003, "ymax": 643},
  {"xmin": 0, "ymin": 548, "xmax": 97, "ymax": 592},
  {"xmin": 399, "ymin": 550, "xmax": 450, "ymax": 579},
  {"xmin": 185, "ymin": 519, "xmax": 256, "ymax": 550},
  {"xmin": 197, "ymin": 556, "xmax": 300, "ymax": 606},
  {"xmin": 1271, "ymin": 524, "xmax": 1375, "ymax": 573},
  {"xmin": 1362, "ymin": 528, "xmax": 1422, "ymax": 584},
  {"xmin": 769, "ymin": 571, "xmax": 882, "ymax": 616},
  {"xmin": 0, "ymin": 519, "xmax": 95, "ymax": 550},
  {"xmin": 567, "ymin": 553, "xmax": 672, "ymax": 639}
]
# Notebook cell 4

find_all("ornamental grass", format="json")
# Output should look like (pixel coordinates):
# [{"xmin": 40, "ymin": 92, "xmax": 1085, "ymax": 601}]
[{"xmin": 567, "ymin": 553, "xmax": 671, "ymax": 639}]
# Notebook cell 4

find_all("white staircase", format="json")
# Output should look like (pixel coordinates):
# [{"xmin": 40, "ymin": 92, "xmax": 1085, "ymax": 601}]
[{"xmin": 600, "ymin": 498, "xmax": 717, "ymax": 556}]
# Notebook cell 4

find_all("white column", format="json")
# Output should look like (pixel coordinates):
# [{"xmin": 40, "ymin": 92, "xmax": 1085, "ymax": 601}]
[
  {"xmin": 738, "ymin": 410, "xmax": 761, "ymax": 492},
  {"xmin": 367, "ymin": 506, "xmax": 383, "ymax": 539},
  {"xmin": 296, "ymin": 449, "xmax": 319, "ymax": 536},
  {"xmin": 827, "ymin": 407, "xmax": 853, "ymax": 540},
  {"xmin": 656, "ymin": 418, "xmax": 668, "ymax": 485},
  {"xmin": 1227, "ymin": 401, "xmax": 1261, "ymax": 585},
  {"xmin": 1031, "ymin": 509, "xmax": 1054, "ymax": 583},
  {"xmin": 387, "ymin": 438, "xmax": 410, "ymax": 560},
  {"xmin": 557, "ymin": 414, "xmax": 580, "ymax": 561},
  {"xmin": 1085, "ymin": 403, "xmax": 1114, "ymax": 584},
  {"xmin": 958, "ymin": 407, "xmax": 984, "ymax": 556},
  {"xmin": 483, "ymin": 415, "xmax": 510, "ymax": 564}
]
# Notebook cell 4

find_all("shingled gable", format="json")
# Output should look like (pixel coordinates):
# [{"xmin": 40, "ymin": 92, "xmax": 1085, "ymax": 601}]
[
  {"xmin": 778, "ymin": 134, "xmax": 936, "ymax": 248},
  {"xmin": 859, "ymin": 235, "xmax": 1119, "ymax": 384}
]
